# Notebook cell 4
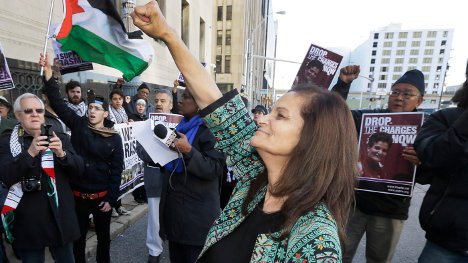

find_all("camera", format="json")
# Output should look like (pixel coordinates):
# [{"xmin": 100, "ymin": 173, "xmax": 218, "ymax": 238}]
[
  {"xmin": 21, "ymin": 176, "xmax": 42, "ymax": 192},
  {"xmin": 40, "ymin": 124, "xmax": 52, "ymax": 146}
]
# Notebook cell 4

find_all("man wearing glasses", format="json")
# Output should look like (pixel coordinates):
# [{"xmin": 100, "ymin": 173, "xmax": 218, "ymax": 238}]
[
  {"xmin": 40, "ymin": 55, "xmax": 124, "ymax": 263},
  {"xmin": 332, "ymin": 67, "xmax": 424, "ymax": 263},
  {"xmin": 0, "ymin": 93, "xmax": 84, "ymax": 262}
]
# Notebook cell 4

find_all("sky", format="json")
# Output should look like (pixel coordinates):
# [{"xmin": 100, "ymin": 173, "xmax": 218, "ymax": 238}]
[{"xmin": 271, "ymin": 0, "xmax": 467, "ymax": 91}]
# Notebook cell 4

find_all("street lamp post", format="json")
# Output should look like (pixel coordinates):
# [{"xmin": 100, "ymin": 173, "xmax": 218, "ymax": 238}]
[
  {"xmin": 359, "ymin": 75, "xmax": 375, "ymax": 108},
  {"xmin": 244, "ymin": 10, "xmax": 285, "ymax": 106}
]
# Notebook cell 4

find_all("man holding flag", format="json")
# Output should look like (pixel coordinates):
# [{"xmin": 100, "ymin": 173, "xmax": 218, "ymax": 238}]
[{"xmin": 0, "ymin": 93, "xmax": 83, "ymax": 262}]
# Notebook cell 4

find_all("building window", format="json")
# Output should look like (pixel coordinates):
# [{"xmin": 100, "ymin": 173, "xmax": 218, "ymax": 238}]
[
  {"xmin": 181, "ymin": 0, "xmax": 190, "ymax": 45},
  {"xmin": 423, "ymin": 57, "xmax": 432, "ymax": 63},
  {"xmin": 393, "ymin": 74, "xmax": 401, "ymax": 80},
  {"xmin": 427, "ymin": 31, "xmax": 437, "ymax": 38},
  {"xmin": 383, "ymin": 50, "xmax": 391, "ymax": 56},
  {"xmin": 441, "ymin": 40, "xmax": 447, "ymax": 46},
  {"xmin": 224, "ymin": 55, "xmax": 231, "ymax": 73},
  {"xmin": 378, "ymin": 83, "xmax": 387, "ymax": 88},
  {"xmin": 371, "ymin": 58, "xmax": 375, "ymax": 64},
  {"xmin": 412, "ymin": 41, "xmax": 420, "ymax": 47},
  {"xmin": 380, "ymin": 75, "xmax": 387, "ymax": 80},
  {"xmin": 424, "ymin": 49, "xmax": 434, "ymax": 55},
  {"xmin": 372, "ymin": 50, "xmax": 376, "ymax": 56},
  {"xmin": 217, "ymin": 6, "xmax": 223, "ymax": 21},
  {"xmin": 395, "ymin": 58, "xmax": 404, "ymax": 64},
  {"xmin": 413, "ymin": 31, "xmax": 422, "ymax": 38},
  {"xmin": 426, "ymin": 40, "xmax": 435, "ymax": 46},
  {"xmin": 374, "ymin": 33, "xmax": 379, "ymax": 39},
  {"xmin": 396, "ymin": 50, "xmax": 405, "ymax": 56},
  {"xmin": 381, "ymin": 58, "xmax": 390, "ymax": 64},
  {"xmin": 381, "ymin": 66, "xmax": 388, "ymax": 72},
  {"xmin": 438, "ymin": 57, "xmax": 444, "ymax": 63},
  {"xmin": 422, "ymin": 66, "xmax": 431, "ymax": 72},
  {"xmin": 225, "ymin": 30, "xmax": 231, "ymax": 45},
  {"xmin": 215, "ymin": 55, "xmax": 222, "ymax": 73},
  {"xmin": 437, "ymin": 65, "xmax": 442, "ymax": 72},
  {"xmin": 373, "ymin": 42, "xmax": 378, "ymax": 48},
  {"xmin": 410, "ymin": 50, "xmax": 419, "ymax": 55},
  {"xmin": 409, "ymin": 58, "xmax": 418, "ymax": 63},
  {"xmin": 385, "ymin": 33, "xmax": 394, "ymax": 39},
  {"xmin": 408, "ymin": 66, "xmax": 416, "ymax": 70},
  {"xmin": 384, "ymin": 41, "xmax": 392, "ymax": 47},
  {"xmin": 443, "ymin": 31, "xmax": 448, "ymax": 37},
  {"xmin": 399, "ymin": 32, "xmax": 408, "ymax": 38},
  {"xmin": 217, "ymin": 30, "xmax": 223, "ymax": 45},
  {"xmin": 397, "ymin": 41, "xmax": 406, "ymax": 47},
  {"xmin": 226, "ymin": 5, "xmax": 232, "ymax": 20},
  {"xmin": 394, "ymin": 66, "xmax": 402, "ymax": 72},
  {"xmin": 370, "ymin": 67, "xmax": 375, "ymax": 72},
  {"xmin": 440, "ymin": 49, "xmax": 445, "ymax": 55}
]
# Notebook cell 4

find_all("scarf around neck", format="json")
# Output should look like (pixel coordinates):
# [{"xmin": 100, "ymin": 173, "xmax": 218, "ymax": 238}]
[{"xmin": 109, "ymin": 106, "xmax": 128, "ymax": 124}]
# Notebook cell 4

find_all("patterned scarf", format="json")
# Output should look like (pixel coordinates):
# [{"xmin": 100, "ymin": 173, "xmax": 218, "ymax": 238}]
[
  {"xmin": 1, "ymin": 125, "xmax": 58, "ymax": 242},
  {"xmin": 64, "ymin": 100, "xmax": 87, "ymax": 117},
  {"xmin": 109, "ymin": 106, "xmax": 128, "ymax": 124},
  {"xmin": 164, "ymin": 115, "xmax": 204, "ymax": 173}
]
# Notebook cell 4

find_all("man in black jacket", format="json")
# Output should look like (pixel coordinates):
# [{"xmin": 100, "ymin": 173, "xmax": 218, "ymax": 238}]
[
  {"xmin": 332, "ymin": 66, "xmax": 424, "ymax": 263},
  {"xmin": 414, "ymin": 72, "xmax": 468, "ymax": 261},
  {"xmin": 40, "ymin": 55, "xmax": 124, "ymax": 263},
  {"xmin": 0, "ymin": 93, "xmax": 83, "ymax": 262}
]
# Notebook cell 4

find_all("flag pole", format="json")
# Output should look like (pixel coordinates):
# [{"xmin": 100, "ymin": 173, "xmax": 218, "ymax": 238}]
[{"xmin": 40, "ymin": 0, "xmax": 56, "ymax": 76}]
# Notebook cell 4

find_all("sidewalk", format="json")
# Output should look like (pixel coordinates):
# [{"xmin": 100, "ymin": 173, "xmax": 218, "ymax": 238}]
[{"xmin": 4, "ymin": 194, "xmax": 148, "ymax": 262}]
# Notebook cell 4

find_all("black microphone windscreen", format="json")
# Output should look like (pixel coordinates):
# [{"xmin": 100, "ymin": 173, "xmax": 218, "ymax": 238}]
[{"xmin": 154, "ymin": 124, "xmax": 168, "ymax": 139}]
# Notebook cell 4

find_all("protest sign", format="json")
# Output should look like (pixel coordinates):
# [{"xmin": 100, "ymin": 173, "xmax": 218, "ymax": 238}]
[
  {"xmin": 114, "ymin": 122, "xmax": 144, "ymax": 199},
  {"xmin": 149, "ymin": 113, "xmax": 183, "ymax": 130},
  {"xmin": 52, "ymin": 39, "xmax": 93, "ymax": 75},
  {"xmin": 177, "ymin": 62, "xmax": 207, "ymax": 87},
  {"xmin": 0, "ymin": 43, "xmax": 15, "ymax": 90},
  {"xmin": 292, "ymin": 43, "xmax": 342, "ymax": 89},
  {"xmin": 356, "ymin": 112, "xmax": 424, "ymax": 196}
]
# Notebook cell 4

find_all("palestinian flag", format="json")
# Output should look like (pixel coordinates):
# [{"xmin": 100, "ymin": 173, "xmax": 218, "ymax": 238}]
[{"xmin": 55, "ymin": 0, "xmax": 154, "ymax": 81}]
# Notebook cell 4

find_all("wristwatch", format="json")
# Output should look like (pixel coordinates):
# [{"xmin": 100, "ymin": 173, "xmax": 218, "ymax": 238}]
[{"xmin": 58, "ymin": 151, "xmax": 67, "ymax": 160}]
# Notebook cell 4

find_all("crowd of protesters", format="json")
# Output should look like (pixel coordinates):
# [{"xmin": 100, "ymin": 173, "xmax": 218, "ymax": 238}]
[{"xmin": 0, "ymin": 1, "xmax": 468, "ymax": 263}]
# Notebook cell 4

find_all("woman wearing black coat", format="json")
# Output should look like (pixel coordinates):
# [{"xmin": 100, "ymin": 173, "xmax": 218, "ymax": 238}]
[{"xmin": 160, "ymin": 89, "xmax": 225, "ymax": 263}]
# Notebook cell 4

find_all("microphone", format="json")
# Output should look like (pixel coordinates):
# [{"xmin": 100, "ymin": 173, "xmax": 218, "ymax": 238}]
[{"xmin": 153, "ymin": 123, "xmax": 180, "ymax": 148}]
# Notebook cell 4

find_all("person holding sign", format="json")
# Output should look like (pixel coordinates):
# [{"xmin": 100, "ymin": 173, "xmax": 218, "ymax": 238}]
[
  {"xmin": 130, "ymin": 2, "xmax": 357, "ymax": 262},
  {"xmin": 332, "ymin": 66, "xmax": 424, "ymax": 262}
]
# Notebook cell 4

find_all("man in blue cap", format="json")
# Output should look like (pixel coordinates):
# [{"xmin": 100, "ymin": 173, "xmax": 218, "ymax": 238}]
[{"xmin": 332, "ymin": 66, "xmax": 425, "ymax": 263}]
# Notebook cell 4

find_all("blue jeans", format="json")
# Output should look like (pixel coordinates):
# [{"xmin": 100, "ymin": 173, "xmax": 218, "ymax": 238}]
[{"xmin": 419, "ymin": 241, "xmax": 468, "ymax": 263}]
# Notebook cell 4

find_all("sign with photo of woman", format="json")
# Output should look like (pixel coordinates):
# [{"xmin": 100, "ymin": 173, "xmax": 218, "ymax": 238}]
[
  {"xmin": 292, "ymin": 43, "xmax": 342, "ymax": 89},
  {"xmin": 357, "ymin": 112, "xmax": 424, "ymax": 196}
]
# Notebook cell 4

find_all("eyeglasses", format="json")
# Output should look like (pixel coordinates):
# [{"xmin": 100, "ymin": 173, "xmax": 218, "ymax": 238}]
[
  {"xmin": 389, "ymin": 90, "xmax": 420, "ymax": 99},
  {"xmin": 21, "ymin": 108, "xmax": 45, "ymax": 114}
]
